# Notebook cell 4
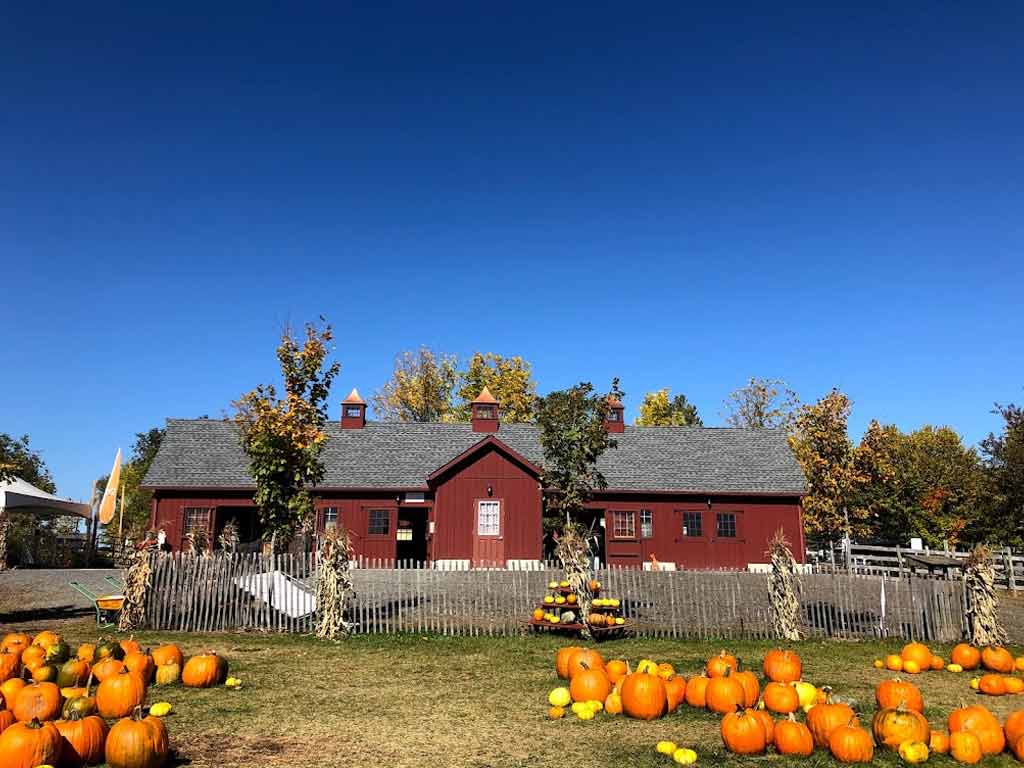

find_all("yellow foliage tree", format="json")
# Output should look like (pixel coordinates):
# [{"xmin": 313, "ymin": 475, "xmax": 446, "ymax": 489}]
[
  {"xmin": 454, "ymin": 352, "xmax": 537, "ymax": 423},
  {"xmin": 636, "ymin": 388, "xmax": 702, "ymax": 426},
  {"xmin": 372, "ymin": 347, "xmax": 459, "ymax": 422}
]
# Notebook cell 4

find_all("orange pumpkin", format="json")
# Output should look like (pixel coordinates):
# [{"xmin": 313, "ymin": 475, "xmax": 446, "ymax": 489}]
[
  {"xmin": 0, "ymin": 709, "xmax": 15, "ymax": 734},
  {"xmin": 901, "ymin": 642, "xmax": 933, "ymax": 669},
  {"xmin": 721, "ymin": 708, "xmax": 767, "ymax": 754},
  {"xmin": 104, "ymin": 707, "xmax": 169, "ymax": 768},
  {"xmin": 569, "ymin": 667, "xmax": 611, "ymax": 703},
  {"xmin": 96, "ymin": 668, "xmax": 147, "ymax": 720},
  {"xmin": 1, "ymin": 678, "xmax": 27, "ymax": 710},
  {"xmin": 149, "ymin": 645, "xmax": 183, "ymax": 670},
  {"xmin": 930, "ymin": 729, "xmax": 951, "ymax": 754},
  {"xmin": 123, "ymin": 653, "xmax": 155, "ymax": 685},
  {"xmin": 13, "ymin": 681, "xmax": 62, "ymax": 722},
  {"xmin": 875, "ymin": 677, "xmax": 924, "ymax": 713},
  {"xmin": 684, "ymin": 674, "xmax": 709, "ymax": 708},
  {"xmin": 605, "ymin": 659, "xmax": 629, "ymax": 684},
  {"xmin": 604, "ymin": 690, "xmax": 623, "ymax": 715},
  {"xmin": 706, "ymin": 650, "xmax": 738, "ymax": 678},
  {"xmin": 733, "ymin": 670, "xmax": 759, "ymax": 708},
  {"xmin": 531, "ymin": 608, "xmax": 544, "ymax": 621},
  {"xmin": 952, "ymin": 643, "xmax": 982, "ymax": 670},
  {"xmin": 0, "ymin": 648, "xmax": 21, "ymax": 683},
  {"xmin": 1004, "ymin": 709, "xmax": 1024, "ymax": 745},
  {"xmin": 32, "ymin": 631, "xmax": 61, "ymax": 650},
  {"xmin": 931, "ymin": 655, "xmax": 945, "ymax": 670},
  {"xmin": 20, "ymin": 645, "xmax": 46, "ymax": 669},
  {"xmin": 566, "ymin": 648, "xmax": 604, "ymax": 679},
  {"xmin": 0, "ymin": 717, "xmax": 62, "ymax": 768},
  {"xmin": 91, "ymin": 657, "xmax": 125, "ymax": 683},
  {"xmin": 182, "ymin": 651, "xmax": 228, "ymax": 689},
  {"xmin": 884, "ymin": 654, "xmax": 903, "ymax": 671},
  {"xmin": 950, "ymin": 730, "xmax": 983, "ymax": 764},
  {"xmin": 76, "ymin": 643, "xmax": 96, "ymax": 663},
  {"xmin": 751, "ymin": 709, "xmax": 775, "ymax": 745},
  {"xmin": 555, "ymin": 646, "xmax": 583, "ymax": 679},
  {"xmin": 1, "ymin": 633, "xmax": 31, "ymax": 655},
  {"xmin": 829, "ymin": 720, "xmax": 874, "ymax": 763},
  {"xmin": 1012, "ymin": 734, "xmax": 1024, "ymax": 762},
  {"xmin": 948, "ymin": 704, "xmax": 1005, "ymax": 755},
  {"xmin": 982, "ymin": 646, "xmax": 1014, "ymax": 673},
  {"xmin": 620, "ymin": 671, "xmax": 666, "ymax": 720},
  {"xmin": 807, "ymin": 695, "xmax": 857, "ymax": 748},
  {"xmin": 763, "ymin": 681, "xmax": 800, "ymax": 714},
  {"xmin": 1005, "ymin": 676, "xmax": 1024, "ymax": 695},
  {"xmin": 705, "ymin": 670, "xmax": 745, "ymax": 715},
  {"xmin": 663, "ymin": 675, "xmax": 686, "ymax": 713},
  {"xmin": 978, "ymin": 674, "xmax": 1007, "ymax": 696},
  {"xmin": 54, "ymin": 712, "xmax": 108, "ymax": 767},
  {"xmin": 118, "ymin": 637, "xmax": 142, "ymax": 656},
  {"xmin": 775, "ymin": 713, "xmax": 814, "ymax": 756},
  {"xmin": 763, "ymin": 649, "xmax": 802, "ymax": 683},
  {"xmin": 872, "ymin": 704, "xmax": 930, "ymax": 749}
]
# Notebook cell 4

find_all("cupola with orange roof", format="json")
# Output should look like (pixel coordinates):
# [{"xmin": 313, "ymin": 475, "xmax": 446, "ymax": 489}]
[
  {"xmin": 470, "ymin": 386, "xmax": 500, "ymax": 432},
  {"xmin": 341, "ymin": 387, "xmax": 367, "ymax": 429},
  {"xmin": 604, "ymin": 394, "xmax": 625, "ymax": 433}
]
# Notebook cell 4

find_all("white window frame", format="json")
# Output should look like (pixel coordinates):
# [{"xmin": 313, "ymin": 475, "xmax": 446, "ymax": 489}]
[
  {"xmin": 640, "ymin": 509, "xmax": 653, "ymax": 538},
  {"xmin": 477, "ymin": 500, "xmax": 501, "ymax": 536},
  {"xmin": 323, "ymin": 507, "xmax": 339, "ymax": 529}
]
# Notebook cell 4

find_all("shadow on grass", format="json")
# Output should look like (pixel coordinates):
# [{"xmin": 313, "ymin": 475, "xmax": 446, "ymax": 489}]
[{"xmin": 0, "ymin": 603, "xmax": 92, "ymax": 624}]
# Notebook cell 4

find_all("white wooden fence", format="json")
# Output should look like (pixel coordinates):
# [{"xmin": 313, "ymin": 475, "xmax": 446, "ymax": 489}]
[{"xmin": 142, "ymin": 552, "xmax": 966, "ymax": 641}]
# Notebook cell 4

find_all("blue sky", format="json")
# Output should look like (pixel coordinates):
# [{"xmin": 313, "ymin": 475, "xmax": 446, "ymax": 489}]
[{"xmin": 3, "ymin": 2, "xmax": 1022, "ymax": 499}]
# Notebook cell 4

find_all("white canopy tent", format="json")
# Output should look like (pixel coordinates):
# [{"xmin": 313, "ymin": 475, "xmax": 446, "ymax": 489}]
[{"xmin": 0, "ymin": 477, "xmax": 91, "ymax": 520}]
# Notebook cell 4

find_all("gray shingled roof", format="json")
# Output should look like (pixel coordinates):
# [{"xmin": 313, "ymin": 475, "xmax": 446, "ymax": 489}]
[{"xmin": 143, "ymin": 419, "xmax": 806, "ymax": 495}]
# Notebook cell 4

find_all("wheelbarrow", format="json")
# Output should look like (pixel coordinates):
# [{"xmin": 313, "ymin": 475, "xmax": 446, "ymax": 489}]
[{"xmin": 69, "ymin": 581, "xmax": 125, "ymax": 629}]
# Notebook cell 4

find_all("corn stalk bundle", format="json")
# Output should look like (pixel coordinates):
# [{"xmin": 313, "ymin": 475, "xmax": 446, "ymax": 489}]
[
  {"xmin": 118, "ymin": 545, "xmax": 153, "ymax": 632},
  {"xmin": 184, "ymin": 527, "xmax": 211, "ymax": 557},
  {"xmin": 0, "ymin": 512, "xmax": 8, "ymax": 572},
  {"xmin": 964, "ymin": 545, "xmax": 1006, "ymax": 646},
  {"xmin": 315, "ymin": 526, "xmax": 356, "ymax": 640},
  {"xmin": 767, "ymin": 529, "xmax": 801, "ymax": 641},
  {"xmin": 554, "ymin": 523, "xmax": 595, "ymax": 640},
  {"xmin": 217, "ymin": 518, "xmax": 240, "ymax": 554}
]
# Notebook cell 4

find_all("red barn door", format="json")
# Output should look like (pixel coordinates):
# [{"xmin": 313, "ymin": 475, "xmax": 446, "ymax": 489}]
[{"xmin": 472, "ymin": 499, "xmax": 505, "ymax": 567}]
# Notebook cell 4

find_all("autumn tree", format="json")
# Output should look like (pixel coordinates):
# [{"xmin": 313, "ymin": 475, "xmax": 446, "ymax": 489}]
[
  {"xmin": 535, "ymin": 379, "xmax": 624, "ymax": 529},
  {"xmin": 234, "ymin": 321, "xmax": 340, "ymax": 552},
  {"xmin": 0, "ymin": 434, "xmax": 56, "ymax": 569},
  {"xmin": 788, "ymin": 389, "xmax": 868, "ymax": 540},
  {"xmin": 981, "ymin": 401, "xmax": 1024, "ymax": 546},
  {"xmin": 723, "ymin": 377, "xmax": 800, "ymax": 429},
  {"xmin": 636, "ymin": 388, "xmax": 702, "ymax": 426},
  {"xmin": 454, "ymin": 352, "xmax": 537, "ymax": 423},
  {"xmin": 372, "ymin": 347, "xmax": 458, "ymax": 422}
]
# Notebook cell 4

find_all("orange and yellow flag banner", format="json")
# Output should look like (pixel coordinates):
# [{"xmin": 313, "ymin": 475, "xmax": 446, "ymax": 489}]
[{"xmin": 98, "ymin": 448, "xmax": 122, "ymax": 525}]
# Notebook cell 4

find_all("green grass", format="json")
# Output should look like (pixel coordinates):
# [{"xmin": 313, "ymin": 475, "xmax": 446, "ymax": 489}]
[{"xmin": 50, "ymin": 631, "xmax": 1017, "ymax": 768}]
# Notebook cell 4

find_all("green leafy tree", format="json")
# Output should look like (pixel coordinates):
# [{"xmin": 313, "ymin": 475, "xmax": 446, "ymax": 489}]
[
  {"xmin": 723, "ymin": 377, "xmax": 800, "ymax": 429},
  {"xmin": 0, "ymin": 434, "xmax": 56, "ymax": 492},
  {"xmin": 454, "ymin": 352, "xmax": 537, "ymax": 423},
  {"xmin": 535, "ymin": 379, "xmax": 623, "ymax": 530},
  {"xmin": 636, "ymin": 388, "xmax": 702, "ymax": 426},
  {"xmin": 981, "ymin": 401, "xmax": 1024, "ymax": 545},
  {"xmin": 788, "ymin": 389, "xmax": 869, "ymax": 540},
  {"xmin": 372, "ymin": 347, "xmax": 458, "ymax": 422},
  {"xmin": 856, "ymin": 422, "xmax": 988, "ymax": 546},
  {"xmin": 234, "ymin": 321, "xmax": 340, "ymax": 552}
]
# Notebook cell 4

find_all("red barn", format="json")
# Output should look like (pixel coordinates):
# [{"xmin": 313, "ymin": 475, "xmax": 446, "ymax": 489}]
[{"xmin": 142, "ymin": 388, "xmax": 806, "ymax": 569}]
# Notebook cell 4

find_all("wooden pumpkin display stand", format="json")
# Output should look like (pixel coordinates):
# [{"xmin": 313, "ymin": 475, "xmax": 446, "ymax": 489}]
[{"xmin": 526, "ymin": 583, "xmax": 631, "ymax": 640}]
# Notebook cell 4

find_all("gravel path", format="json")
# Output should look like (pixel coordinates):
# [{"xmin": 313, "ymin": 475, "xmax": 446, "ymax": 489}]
[{"xmin": 0, "ymin": 567, "xmax": 121, "ymax": 634}]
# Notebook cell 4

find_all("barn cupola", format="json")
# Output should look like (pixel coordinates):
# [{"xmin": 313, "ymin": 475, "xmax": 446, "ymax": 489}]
[
  {"xmin": 604, "ymin": 395, "xmax": 625, "ymax": 433},
  {"xmin": 341, "ymin": 388, "xmax": 367, "ymax": 429},
  {"xmin": 470, "ymin": 386, "xmax": 500, "ymax": 433}
]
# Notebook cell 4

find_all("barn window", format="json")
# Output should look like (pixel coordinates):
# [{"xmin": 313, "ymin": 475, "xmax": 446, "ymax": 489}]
[
  {"xmin": 612, "ymin": 511, "xmax": 635, "ymax": 538},
  {"xmin": 682, "ymin": 511, "xmax": 703, "ymax": 537},
  {"xmin": 716, "ymin": 512, "xmax": 737, "ymax": 538},
  {"xmin": 476, "ymin": 500, "xmax": 501, "ymax": 536},
  {"xmin": 606, "ymin": 409, "xmax": 620, "ymax": 422},
  {"xmin": 640, "ymin": 509, "xmax": 653, "ymax": 538},
  {"xmin": 344, "ymin": 406, "xmax": 363, "ymax": 418},
  {"xmin": 368, "ymin": 509, "xmax": 390, "ymax": 535},
  {"xmin": 323, "ymin": 507, "xmax": 339, "ymax": 530},
  {"xmin": 183, "ymin": 507, "xmax": 212, "ymax": 534},
  {"xmin": 475, "ymin": 405, "xmax": 496, "ymax": 419}
]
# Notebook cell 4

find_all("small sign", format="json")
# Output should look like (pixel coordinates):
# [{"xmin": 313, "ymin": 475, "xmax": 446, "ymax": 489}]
[
  {"xmin": 910, "ymin": 537, "xmax": 923, "ymax": 551},
  {"xmin": 404, "ymin": 492, "xmax": 426, "ymax": 503}
]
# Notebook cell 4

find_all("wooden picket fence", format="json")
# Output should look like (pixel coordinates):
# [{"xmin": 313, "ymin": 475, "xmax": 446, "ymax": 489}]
[{"xmin": 142, "ymin": 552, "xmax": 967, "ymax": 642}]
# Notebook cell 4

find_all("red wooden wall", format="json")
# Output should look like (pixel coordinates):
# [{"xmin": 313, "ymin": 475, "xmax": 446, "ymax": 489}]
[
  {"xmin": 596, "ymin": 495, "xmax": 805, "ymax": 569},
  {"xmin": 430, "ymin": 444, "xmax": 542, "ymax": 565}
]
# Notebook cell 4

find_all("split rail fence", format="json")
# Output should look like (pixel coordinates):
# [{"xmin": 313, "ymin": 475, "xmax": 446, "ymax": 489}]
[{"xmin": 142, "ymin": 552, "xmax": 967, "ymax": 642}]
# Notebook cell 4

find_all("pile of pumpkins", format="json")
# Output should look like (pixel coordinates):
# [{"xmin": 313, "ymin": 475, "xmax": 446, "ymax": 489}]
[
  {"xmin": 0, "ymin": 629, "xmax": 231, "ymax": 768},
  {"xmin": 546, "ymin": 643, "xmax": 1024, "ymax": 765},
  {"xmin": 531, "ymin": 580, "xmax": 625, "ymax": 629},
  {"xmin": 874, "ymin": 641, "xmax": 1024, "ymax": 697}
]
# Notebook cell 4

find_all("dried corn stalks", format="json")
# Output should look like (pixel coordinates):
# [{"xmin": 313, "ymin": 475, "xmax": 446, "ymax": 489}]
[
  {"xmin": 964, "ymin": 544, "xmax": 1006, "ymax": 646},
  {"xmin": 768, "ymin": 529, "xmax": 801, "ymax": 641},
  {"xmin": 554, "ymin": 523, "xmax": 595, "ymax": 640},
  {"xmin": 315, "ymin": 526, "xmax": 356, "ymax": 640},
  {"xmin": 0, "ymin": 512, "xmax": 8, "ymax": 571},
  {"xmin": 118, "ymin": 544, "xmax": 153, "ymax": 632},
  {"xmin": 217, "ymin": 518, "xmax": 240, "ymax": 554}
]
